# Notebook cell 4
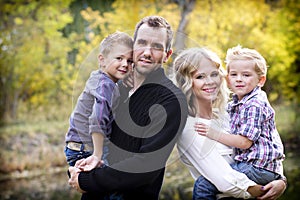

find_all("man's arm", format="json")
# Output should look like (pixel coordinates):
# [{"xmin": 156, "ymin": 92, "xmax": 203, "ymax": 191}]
[{"xmin": 77, "ymin": 94, "xmax": 188, "ymax": 194}]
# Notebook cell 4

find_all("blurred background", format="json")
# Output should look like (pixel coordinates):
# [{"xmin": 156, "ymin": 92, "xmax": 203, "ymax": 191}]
[{"xmin": 0, "ymin": 0, "xmax": 299, "ymax": 199}]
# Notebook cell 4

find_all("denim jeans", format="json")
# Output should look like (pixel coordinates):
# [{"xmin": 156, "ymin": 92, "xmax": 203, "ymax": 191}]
[
  {"xmin": 193, "ymin": 175, "xmax": 219, "ymax": 200},
  {"xmin": 65, "ymin": 146, "xmax": 123, "ymax": 200},
  {"xmin": 230, "ymin": 161, "xmax": 280, "ymax": 185},
  {"xmin": 64, "ymin": 146, "xmax": 92, "ymax": 166},
  {"xmin": 193, "ymin": 161, "xmax": 281, "ymax": 200}
]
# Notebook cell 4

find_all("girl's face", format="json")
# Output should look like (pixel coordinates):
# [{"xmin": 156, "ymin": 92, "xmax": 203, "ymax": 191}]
[{"xmin": 192, "ymin": 57, "xmax": 221, "ymax": 103}]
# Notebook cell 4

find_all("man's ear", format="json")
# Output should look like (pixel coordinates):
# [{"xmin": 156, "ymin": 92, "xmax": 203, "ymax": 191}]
[
  {"xmin": 163, "ymin": 49, "xmax": 173, "ymax": 63},
  {"xmin": 258, "ymin": 76, "xmax": 266, "ymax": 87}
]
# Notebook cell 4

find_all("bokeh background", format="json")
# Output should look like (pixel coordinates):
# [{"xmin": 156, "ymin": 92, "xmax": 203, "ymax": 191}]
[{"xmin": 0, "ymin": 0, "xmax": 299, "ymax": 199}]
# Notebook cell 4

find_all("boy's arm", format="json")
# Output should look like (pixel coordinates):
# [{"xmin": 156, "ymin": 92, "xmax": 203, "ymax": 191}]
[
  {"xmin": 211, "ymin": 130, "xmax": 253, "ymax": 149},
  {"xmin": 195, "ymin": 123, "xmax": 253, "ymax": 149},
  {"xmin": 76, "ymin": 133, "xmax": 104, "ymax": 171}
]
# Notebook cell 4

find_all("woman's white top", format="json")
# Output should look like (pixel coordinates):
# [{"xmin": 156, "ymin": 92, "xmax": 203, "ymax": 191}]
[{"xmin": 177, "ymin": 115, "xmax": 256, "ymax": 199}]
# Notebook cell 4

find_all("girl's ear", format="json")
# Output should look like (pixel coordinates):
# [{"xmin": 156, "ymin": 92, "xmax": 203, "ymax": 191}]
[{"xmin": 258, "ymin": 76, "xmax": 266, "ymax": 87}]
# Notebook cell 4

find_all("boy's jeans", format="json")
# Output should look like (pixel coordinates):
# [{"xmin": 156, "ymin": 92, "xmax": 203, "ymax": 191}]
[
  {"xmin": 193, "ymin": 162, "xmax": 281, "ymax": 200},
  {"xmin": 64, "ymin": 146, "xmax": 92, "ymax": 166}
]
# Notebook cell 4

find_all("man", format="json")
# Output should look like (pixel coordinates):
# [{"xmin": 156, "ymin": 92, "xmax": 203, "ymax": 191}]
[{"xmin": 68, "ymin": 15, "xmax": 188, "ymax": 199}]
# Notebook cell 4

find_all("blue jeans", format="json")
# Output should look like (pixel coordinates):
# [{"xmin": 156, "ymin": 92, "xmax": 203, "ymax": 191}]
[
  {"xmin": 64, "ymin": 146, "xmax": 92, "ymax": 166},
  {"xmin": 65, "ymin": 146, "xmax": 123, "ymax": 200},
  {"xmin": 193, "ymin": 162, "xmax": 281, "ymax": 200}
]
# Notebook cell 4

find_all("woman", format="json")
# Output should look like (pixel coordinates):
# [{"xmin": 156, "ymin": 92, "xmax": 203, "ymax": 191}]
[{"xmin": 173, "ymin": 47, "xmax": 286, "ymax": 199}]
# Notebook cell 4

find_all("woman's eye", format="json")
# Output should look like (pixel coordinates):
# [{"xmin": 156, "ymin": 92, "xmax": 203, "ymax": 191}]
[
  {"xmin": 211, "ymin": 72, "xmax": 219, "ymax": 77},
  {"xmin": 196, "ymin": 75, "xmax": 205, "ymax": 79}
]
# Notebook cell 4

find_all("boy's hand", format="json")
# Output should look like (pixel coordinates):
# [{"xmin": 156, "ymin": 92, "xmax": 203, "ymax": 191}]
[
  {"xmin": 75, "ymin": 155, "xmax": 103, "ymax": 171},
  {"xmin": 122, "ymin": 70, "xmax": 134, "ymax": 88}
]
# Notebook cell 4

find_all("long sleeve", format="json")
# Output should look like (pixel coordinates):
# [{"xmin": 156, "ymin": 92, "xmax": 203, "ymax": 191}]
[
  {"xmin": 177, "ymin": 116, "xmax": 256, "ymax": 199},
  {"xmin": 78, "ymin": 68, "xmax": 188, "ymax": 197}
]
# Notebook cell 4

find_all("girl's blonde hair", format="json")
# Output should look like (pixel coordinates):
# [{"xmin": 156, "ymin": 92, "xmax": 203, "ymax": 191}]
[
  {"xmin": 225, "ymin": 44, "xmax": 267, "ymax": 78},
  {"xmin": 173, "ymin": 47, "xmax": 229, "ymax": 117}
]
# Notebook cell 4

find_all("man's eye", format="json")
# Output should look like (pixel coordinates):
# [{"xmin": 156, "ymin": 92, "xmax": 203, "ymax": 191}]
[{"xmin": 152, "ymin": 44, "xmax": 164, "ymax": 51}]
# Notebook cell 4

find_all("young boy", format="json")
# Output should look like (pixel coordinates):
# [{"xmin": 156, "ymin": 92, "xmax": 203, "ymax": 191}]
[
  {"xmin": 64, "ymin": 31, "xmax": 133, "ymax": 171},
  {"xmin": 195, "ymin": 45, "xmax": 286, "ymax": 199}
]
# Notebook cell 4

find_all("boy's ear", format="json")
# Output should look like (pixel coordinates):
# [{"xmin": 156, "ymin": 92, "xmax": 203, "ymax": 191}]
[
  {"xmin": 258, "ymin": 76, "xmax": 266, "ymax": 87},
  {"xmin": 163, "ymin": 49, "xmax": 173, "ymax": 63},
  {"xmin": 98, "ymin": 54, "xmax": 104, "ymax": 66}
]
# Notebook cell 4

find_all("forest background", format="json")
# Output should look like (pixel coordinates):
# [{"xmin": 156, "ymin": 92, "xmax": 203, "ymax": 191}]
[{"xmin": 0, "ymin": 0, "xmax": 299, "ymax": 199}]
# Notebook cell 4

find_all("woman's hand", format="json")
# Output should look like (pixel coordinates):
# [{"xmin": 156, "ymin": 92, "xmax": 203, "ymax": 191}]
[{"xmin": 257, "ymin": 179, "xmax": 286, "ymax": 200}]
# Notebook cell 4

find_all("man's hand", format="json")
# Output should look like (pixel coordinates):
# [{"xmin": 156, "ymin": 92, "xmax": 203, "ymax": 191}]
[
  {"xmin": 68, "ymin": 166, "xmax": 86, "ymax": 193},
  {"xmin": 257, "ymin": 180, "xmax": 286, "ymax": 200}
]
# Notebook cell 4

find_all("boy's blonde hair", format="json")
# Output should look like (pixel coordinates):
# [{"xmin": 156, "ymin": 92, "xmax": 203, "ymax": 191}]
[
  {"xmin": 173, "ymin": 47, "xmax": 229, "ymax": 116},
  {"xmin": 99, "ymin": 31, "xmax": 133, "ymax": 56},
  {"xmin": 225, "ymin": 45, "xmax": 268, "ymax": 78}
]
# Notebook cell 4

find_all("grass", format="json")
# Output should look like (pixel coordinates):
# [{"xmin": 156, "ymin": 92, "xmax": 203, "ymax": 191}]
[{"xmin": 0, "ymin": 103, "xmax": 299, "ymax": 199}]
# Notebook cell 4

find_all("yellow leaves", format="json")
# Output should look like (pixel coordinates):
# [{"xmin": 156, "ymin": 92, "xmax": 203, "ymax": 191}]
[{"xmin": 14, "ymin": 17, "xmax": 23, "ymax": 25}]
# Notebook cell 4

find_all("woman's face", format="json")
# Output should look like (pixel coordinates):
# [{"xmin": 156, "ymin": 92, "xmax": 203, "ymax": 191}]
[{"xmin": 192, "ymin": 57, "xmax": 222, "ymax": 103}]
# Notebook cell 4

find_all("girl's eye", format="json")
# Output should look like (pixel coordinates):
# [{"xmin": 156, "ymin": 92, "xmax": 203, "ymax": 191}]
[
  {"xmin": 116, "ymin": 57, "xmax": 122, "ymax": 61},
  {"xmin": 230, "ymin": 73, "xmax": 237, "ymax": 76},
  {"xmin": 243, "ymin": 74, "xmax": 250, "ymax": 77}
]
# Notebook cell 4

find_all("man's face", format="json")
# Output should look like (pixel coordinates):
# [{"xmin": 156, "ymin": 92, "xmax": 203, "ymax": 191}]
[{"xmin": 133, "ymin": 24, "xmax": 170, "ymax": 76}]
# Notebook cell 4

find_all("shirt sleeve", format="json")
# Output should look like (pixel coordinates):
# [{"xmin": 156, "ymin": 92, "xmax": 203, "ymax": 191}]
[
  {"xmin": 78, "ymin": 87, "xmax": 188, "ymax": 194},
  {"xmin": 177, "ymin": 119, "xmax": 256, "ymax": 199},
  {"xmin": 239, "ymin": 105, "xmax": 264, "ymax": 141},
  {"xmin": 88, "ymin": 82, "xmax": 117, "ymax": 136}
]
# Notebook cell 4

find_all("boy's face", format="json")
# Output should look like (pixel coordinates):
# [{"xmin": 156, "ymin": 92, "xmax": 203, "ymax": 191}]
[
  {"xmin": 99, "ymin": 44, "xmax": 133, "ymax": 82},
  {"xmin": 227, "ymin": 60, "xmax": 264, "ymax": 100}
]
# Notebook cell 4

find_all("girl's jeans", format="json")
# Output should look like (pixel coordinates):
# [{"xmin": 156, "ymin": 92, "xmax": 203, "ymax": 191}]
[{"xmin": 193, "ymin": 162, "xmax": 281, "ymax": 200}]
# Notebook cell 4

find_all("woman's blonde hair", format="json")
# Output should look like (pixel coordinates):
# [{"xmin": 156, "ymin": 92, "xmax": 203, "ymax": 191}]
[{"xmin": 173, "ymin": 47, "xmax": 229, "ymax": 117}]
